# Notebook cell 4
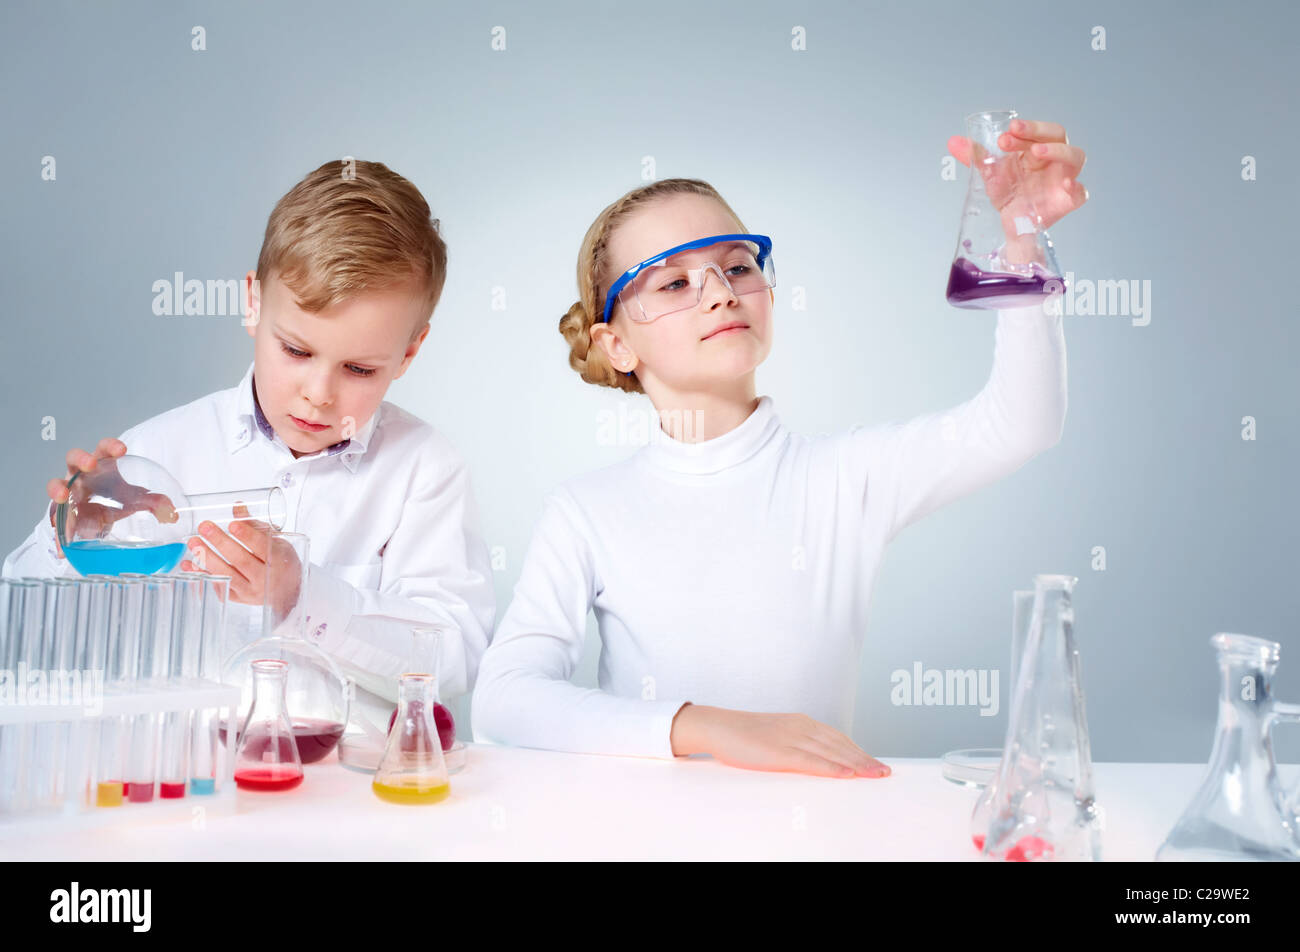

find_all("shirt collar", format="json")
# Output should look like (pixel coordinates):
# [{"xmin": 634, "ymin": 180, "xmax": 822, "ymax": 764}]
[
  {"xmin": 229, "ymin": 363, "xmax": 379, "ymax": 473},
  {"xmin": 638, "ymin": 395, "xmax": 783, "ymax": 475}
]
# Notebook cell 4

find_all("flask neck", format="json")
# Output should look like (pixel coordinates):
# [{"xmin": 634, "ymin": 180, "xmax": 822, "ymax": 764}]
[
  {"xmin": 397, "ymin": 674, "xmax": 437, "ymax": 709},
  {"xmin": 249, "ymin": 660, "xmax": 291, "ymax": 718}
]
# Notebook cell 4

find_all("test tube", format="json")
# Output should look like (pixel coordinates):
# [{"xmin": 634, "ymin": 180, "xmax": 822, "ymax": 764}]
[
  {"xmin": 0, "ymin": 579, "xmax": 20, "ymax": 814},
  {"xmin": 13, "ymin": 579, "xmax": 48, "ymax": 814},
  {"xmin": 160, "ymin": 575, "xmax": 204, "ymax": 798},
  {"xmin": 74, "ymin": 577, "xmax": 113, "ymax": 807},
  {"xmin": 96, "ymin": 576, "xmax": 142, "ymax": 807},
  {"xmin": 38, "ymin": 579, "xmax": 80, "ymax": 810},
  {"xmin": 190, "ymin": 574, "xmax": 229, "ymax": 795},
  {"xmin": 125, "ymin": 575, "xmax": 173, "ymax": 803}
]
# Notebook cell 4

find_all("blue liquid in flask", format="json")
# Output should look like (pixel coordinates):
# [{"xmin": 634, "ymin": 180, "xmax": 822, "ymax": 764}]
[{"xmin": 63, "ymin": 540, "xmax": 186, "ymax": 576}]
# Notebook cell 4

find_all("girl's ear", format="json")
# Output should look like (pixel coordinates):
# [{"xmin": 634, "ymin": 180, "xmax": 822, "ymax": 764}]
[{"xmin": 590, "ymin": 321, "xmax": 638, "ymax": 374}]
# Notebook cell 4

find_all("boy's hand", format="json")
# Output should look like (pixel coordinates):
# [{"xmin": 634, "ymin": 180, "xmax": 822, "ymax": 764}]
[
  {"xmin": 948, "ymin": 118, "xmax": 1088, "ymax": 259},
  {"xmin": 669, "ymin": 704, "xmax": 891, "ymax": 778},
  {"xmin": 181, "ymin": 506, "xmax": 301, "ymax": 617},
  {"xmin": 46, "ymin": 438, "xmax": 178, "ymax": 556}
]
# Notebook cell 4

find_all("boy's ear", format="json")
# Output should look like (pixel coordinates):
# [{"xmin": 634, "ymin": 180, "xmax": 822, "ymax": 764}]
[
  {"xmin": 243, "ymin": 270, "xmax": 261, "ymax": 337},
  {"xmin": 590, "ymin": 321, "xmax": 638, "ymax": 374},
  {"xmin": 393, "ymin": 323, "xmax": 431, "ymax": 380}
]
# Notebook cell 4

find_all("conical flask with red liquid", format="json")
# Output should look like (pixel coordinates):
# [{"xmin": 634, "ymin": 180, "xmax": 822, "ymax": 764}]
[
  {"xmin": 220, "ymin": 532, "xmax": 351, "ymax": 764},
  {"xmin": 947, "ymin": 109, "xmax": 1066, "ymax": 310},
  {"xmin": 233, "ymin": 659, "xmax": 303, "ymax": 792},
  {"xmin": 971, "ymin": 574, "xmax": 1101, "ymax": 861}
]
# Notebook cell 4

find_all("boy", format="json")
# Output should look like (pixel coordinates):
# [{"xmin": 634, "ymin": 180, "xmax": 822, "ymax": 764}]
[{"xmin": 3, "ymin": 159, "xmax": 496, "ymax": 730}]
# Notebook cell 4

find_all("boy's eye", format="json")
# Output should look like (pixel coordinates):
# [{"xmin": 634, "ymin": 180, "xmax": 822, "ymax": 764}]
[{"xmin": 281, "ymin": 342, "xmax": 374, "ymax": 376}]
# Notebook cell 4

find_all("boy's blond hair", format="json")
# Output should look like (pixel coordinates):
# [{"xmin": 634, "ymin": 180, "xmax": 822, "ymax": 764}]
[{"xmin": 256, "ymin": 159, "xmax": 446, "ymax": 328}]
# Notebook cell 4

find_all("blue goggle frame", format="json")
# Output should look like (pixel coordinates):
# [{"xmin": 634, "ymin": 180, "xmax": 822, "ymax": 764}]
[{"xmin": 601, "ymin": 233, "xmax": 773, "ymax": 324}]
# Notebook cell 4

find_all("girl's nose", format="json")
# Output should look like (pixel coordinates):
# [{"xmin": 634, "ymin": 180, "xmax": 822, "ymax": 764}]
[{"xmin": 699, "ymin": 266, "xmax": 737, "ymax": 309}]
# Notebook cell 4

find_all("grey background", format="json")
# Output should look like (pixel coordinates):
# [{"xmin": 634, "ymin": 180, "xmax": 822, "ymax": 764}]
[{"xmin": 2, "ymin": 0, "xmax": 1296, "ymax": 763}]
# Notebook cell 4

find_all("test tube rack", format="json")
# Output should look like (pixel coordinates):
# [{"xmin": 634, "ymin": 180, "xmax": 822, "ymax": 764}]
[
  {"xmin": 0, "ymin": 572, "xmax": 240, "ymax": 832},
  {"xmin": 0, "ymin": 679, "xmax": 241, "ymax": 832}
]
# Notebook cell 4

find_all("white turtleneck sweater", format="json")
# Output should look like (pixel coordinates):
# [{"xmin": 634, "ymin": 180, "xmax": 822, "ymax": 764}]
[{"xmin": 472, "ymin": 304, "xmax": 1066, "ymax": 759}]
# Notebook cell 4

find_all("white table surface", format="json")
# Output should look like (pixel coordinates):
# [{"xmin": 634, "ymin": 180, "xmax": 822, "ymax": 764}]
[{"xmin": 0, "ymin": 745, "xmax": 1267, "ymax": 861}]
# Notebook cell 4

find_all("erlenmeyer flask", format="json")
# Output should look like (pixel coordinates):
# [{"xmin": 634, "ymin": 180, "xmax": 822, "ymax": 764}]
[
  {"xmin": 373, "ymin": 674, "xmax": 450, "ymax": 804},
  {"xmin": 972, "ymin": 574, "xmax": 1101, "ymax": 861},
  {"xmin": 233, "ymin": 659, "xmax": 303, "ymax": 792},
  {"xmin": 1156, "ymin": 633, "xmax": 1300, "ymax": 861},
  {"xmin": 388, "ymin": 626, "xmax": 457, "ymax": 752},
  {"xmin": 55, "ymin": 454, "xmax": 286, "ymax": 576},
  {"xmin": 946, "ymin": 108, "xmax": 1066, "ymax": 310},
  {"xmin": 943, "ymin": 588, "xmax": 1035, "ymax": 787},
  {"xmin": 220, "ymin": 532, "xmax": 350, "ymax": 764}
]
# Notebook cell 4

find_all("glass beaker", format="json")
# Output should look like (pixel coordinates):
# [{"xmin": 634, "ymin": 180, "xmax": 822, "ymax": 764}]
[
  {"xmin": 972, "ymin": 574, "xmax": 1102, "ymax": 861},
  {"xmin": 220, "ymin": 532, "xmax": 350, "ymax": 764},
  {"xmin": 946, "ymin": 108, "xmax": 1066, "ymax": 310},
  {"xmin": 373, "ymin": 673, "xmax": 450, "ymax": 804},
  {"xmin": 55, "ymin": 454, "xmax": 286, "ymax": 576},
  {"xmin": 942, "ymin": 588, "xmax": 1035, "ymax": 787},
  {"xmin": 1156, "ymin": 633, "xmax": 1300, "ymax": 861},
  {"xmin": 233, "ymin": 659, "xmax": 303, "ymax": 792}
]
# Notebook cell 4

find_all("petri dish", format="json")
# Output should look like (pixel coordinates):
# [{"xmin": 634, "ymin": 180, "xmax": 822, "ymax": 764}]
[
  {"xmin": 941, "ymin": 748, "xmax": 1002, "ymax": 787},
  {"xmin": 338, "ymin": 735, "xmax": 466, "ymax": 775}
]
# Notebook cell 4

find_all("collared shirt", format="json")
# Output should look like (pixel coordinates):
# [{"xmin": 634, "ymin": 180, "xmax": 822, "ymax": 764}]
[{"xmin": 3, "ymin": 364, "xmax": 497, "ymax": 729}]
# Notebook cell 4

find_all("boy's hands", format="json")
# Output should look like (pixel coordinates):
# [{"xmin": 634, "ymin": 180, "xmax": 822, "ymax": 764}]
[
  {"xmin": 670, "ymin": 703, "xmax": 891, "ymax": 779},
  {"xmin": 46, "ymin": 438, "xmax": 178, "ymax": 556},
  {"xmin": 181, "ymin": 506, "xmax": 301, "ymax": 616}
]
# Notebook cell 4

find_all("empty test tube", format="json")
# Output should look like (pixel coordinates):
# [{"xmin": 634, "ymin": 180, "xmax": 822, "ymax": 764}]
[{"xmin": 38, "ymin": 579, "xmax": 80, "ymax": 811}]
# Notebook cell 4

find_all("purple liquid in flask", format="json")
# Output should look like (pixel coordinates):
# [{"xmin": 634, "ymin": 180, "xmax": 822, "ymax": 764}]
[{"xmin": 946, "ymin": 257, "xmax": 1064, "ymax": 310}]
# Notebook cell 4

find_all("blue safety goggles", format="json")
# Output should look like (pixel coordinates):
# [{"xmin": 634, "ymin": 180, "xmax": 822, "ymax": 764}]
[{"xmin": 601, "ymin": 233, "xmax": 774, "ymax": 324}]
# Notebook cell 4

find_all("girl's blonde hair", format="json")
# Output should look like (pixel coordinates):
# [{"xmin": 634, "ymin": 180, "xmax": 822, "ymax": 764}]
[{"xmin": 558, "ymin": 178, "xmax": 747, "ymax": 393}]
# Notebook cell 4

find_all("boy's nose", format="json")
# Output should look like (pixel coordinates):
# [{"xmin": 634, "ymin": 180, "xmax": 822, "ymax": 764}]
[{"xmin": 302, "ymin": 369, "xmax": 334, "ymax": 407}]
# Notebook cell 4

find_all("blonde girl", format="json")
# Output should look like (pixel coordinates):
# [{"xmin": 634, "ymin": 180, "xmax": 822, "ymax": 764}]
[{"xmin": 473, "ymin": 119, "xmax": 1087, "ymax": 777}]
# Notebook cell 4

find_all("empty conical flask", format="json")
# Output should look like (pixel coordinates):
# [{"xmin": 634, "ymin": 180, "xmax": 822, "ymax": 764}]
[
  {"xmin": 972, "ymin": 574, "xmax": 1101, "ymax": 861},
  {"xmin": 1156, "ymin": 633, "xmax": 1300, "ymax": 861},
  {"xmin": 233, "ymin": 659, "xmax": 303, "ymax": 792},
  {"xmin": 947, "ymin": 108, "xmax": 1066, "ymax": 310},
  {"xmin": 373, "ymin": 673, "xmax": 450, "ymax": 804}
]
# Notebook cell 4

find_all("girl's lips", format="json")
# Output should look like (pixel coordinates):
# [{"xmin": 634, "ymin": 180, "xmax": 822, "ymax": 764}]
[
  {"xmin": 290, "ymin": 414, "xmax": 329, "ymax": 432},
  {"xmin": 702, "ymin": 323, "xmax": 750, "ymax": 340}
]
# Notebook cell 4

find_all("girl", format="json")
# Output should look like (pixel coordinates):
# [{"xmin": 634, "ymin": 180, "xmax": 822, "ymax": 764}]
[{"xmin": 473, "ymin": 119, "xmax": 1087, "ymax": 778}]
